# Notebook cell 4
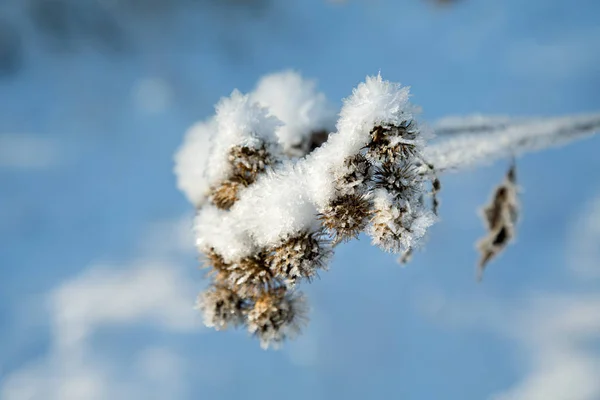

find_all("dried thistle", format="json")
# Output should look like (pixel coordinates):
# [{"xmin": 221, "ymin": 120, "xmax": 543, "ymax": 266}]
[
  {"xmin": 196, "ymin": 284, "xmax": 246, "ymax": 330},
  {"xmin": 373, "ymin": 162, "xmax": 421, "ymax": 200},
  {"xmin": 201, "ymin": 248, "xmax": 231, "ymax": 282},
  {"xmin": 226, "ymin": 253, "xmax": 278, "ymax": 297},
  {"xmin": 267, "ymin": 230, "xmax": 331, "ymax": 286},
  {"xmin": 365, "ymin": 122, "xmax": 419, "ymax": 163},
  {"xmin": 210, "ymin": 179, "xmax": 243, "ymax": 210},
  {"xmin": 319, "ymin": 194, "xmax": 372, "ymax": 244},
  {"xmin": 476, "ymin": 163, "xmax": 519, "ymax": 280},
  {"xmin": 368, "ymin": 187, "xmax": 435, "ymax": 255},
  {"xmin": 246, "ymin": 287, "xmax": 308, "ymax": 349},
  {"xmin": 229, "ymin": 144, "xmax": 272, "ymax": 184},
  {"xmin": 334, "ymin": 154, "xmax": 371, "ymax": 196},
  {"xmin": 368, "ymin": 196, "xmax": 409, "ymax": 253},
  {"xmin": 209, "ymin": 144, "xmax": 274, "ymax": 210}
]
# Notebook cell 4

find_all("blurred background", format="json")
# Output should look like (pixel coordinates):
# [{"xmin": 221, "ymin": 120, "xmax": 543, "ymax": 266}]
[{"xmin": 1, "ymin": 0, "xmax": 599, "ymax": 399}]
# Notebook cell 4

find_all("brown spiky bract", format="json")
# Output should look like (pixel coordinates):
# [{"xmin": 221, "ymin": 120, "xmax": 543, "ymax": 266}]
[
  {"xmin": 320, "ymin": 194, "xmax": 372, "ymax": 243},
  {"xmin": 210, "ymin": 180, "xmax": 243, "ymax": 210},
  {"xmin": 229, "ymin": 144, "xmax": 272, "ymax": 184},
  {"xmin": 209, "ymin": 143, "xmax": 273, "ymax": 210},
  {"xmin": 226, "ymin": 253, "xmax": 277, "ymax": 297},
  {"xmin": 202, "ymin": 248, "xmax": 231, "ymax": 282},
  {"xmin": 335, "ymin": 154, "xmax": 371, "ymax": 196},
  {"xmin": 476, "ymin": 163, "xmax": 519, "ymax": 280},
  {"xmin": 373, "ymin": 162, "xmax": 421, "ymax": 200},
  {"xmin": 246, "ymin": 287, "xmax": 308, "ymax": 349},
  {"xmin": 368, "ymin": 201, "xmax": 412, "ymax": 253},
  {"xmin": 267, "ymin": 231, "xmax": 331, "ymax": 286},
  {"xmin": 365, "ymin": 122, "xmax": 419, "ymax": 162},
  {"xmin": 196, "ymin": 284, "xmax": 246, "ymax": 330}
]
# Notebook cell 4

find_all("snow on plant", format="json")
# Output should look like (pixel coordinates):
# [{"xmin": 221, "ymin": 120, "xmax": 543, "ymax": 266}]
[{"xmin": 175, "ymin": 70, "xmax": 600, "ymax": 349}]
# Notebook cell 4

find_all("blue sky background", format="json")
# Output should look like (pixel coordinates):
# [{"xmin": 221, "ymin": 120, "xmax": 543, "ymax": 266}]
[{"xmin": 1, "ymin": 0, "xmax": 599, "ymax": 399}]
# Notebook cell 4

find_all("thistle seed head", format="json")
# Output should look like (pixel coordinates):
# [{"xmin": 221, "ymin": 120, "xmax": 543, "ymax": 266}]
[
  {"xmin": 201, "ymin": 248, "xmax": 231, "ymax": 282},
  {"xmin": 334, "ymin": 154, "xmax": 371, "ymax": 196},
  {"xmin": 226, "ymin": 253, "xmax": 277, "ymax": 297},
  {"xmin": 365, "ymin": 122, "xmax": 419, "ymax": 163},
  {"xmin": 196, "ymin": 284, "xmax": 246, "ymax": 330},
  {"xmin": 267, "ymin": 230, "xmax": 331, "ymax": 286},
  {"xmin": 246, "ymin": 287, "xmax": 308, "ymax": 349},
  {"xmin": 229, "ymin": 144, "xmax": 273, "ymax": 184},
  {"xmin": 373, "ymin": 162, "xmax": 421, "ymax": 200},
  {"xmin": 367, "ymin": 188, "xmax": 435, "ymax": 254},
  {"xmin": 320, "ymin": 194, "xmax": 372, "ymax": 244},
  {"xmin": 210, "ymin": 180, "xmax": 243, "ymax": 210},
  {"xmin": 368, "ymin": 203, "xmax": 409, "ymax": 253}
]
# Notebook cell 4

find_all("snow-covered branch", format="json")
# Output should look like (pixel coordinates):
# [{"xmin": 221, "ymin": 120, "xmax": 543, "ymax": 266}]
[
  {"xmin": 426, "ymin": 113, "xmax": 600, "ymax": 172},
  {"xmin": 174, "ymin": 71, "xmax": 600, "ymax": 348}
]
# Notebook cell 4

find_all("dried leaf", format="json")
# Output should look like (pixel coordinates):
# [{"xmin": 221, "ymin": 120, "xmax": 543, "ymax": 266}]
[{"xmin": 476, "ymin": 162, "xmax": 519, "ymax": 280}]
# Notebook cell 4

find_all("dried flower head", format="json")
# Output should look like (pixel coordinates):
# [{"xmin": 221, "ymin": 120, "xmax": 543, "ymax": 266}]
[
  {"xmin": 201, "ymin": 248, "xmax": 231, "ymax": 282},
  {"xmin": 320, "ymin": 194, "xmax": 372, "ymax": 244},
  {"xmin": 268, "ymin": 231, "xmax": 331, "ymax": 286},
  {"xmin": 477, "ymin": 163, "xmax": 519, "ymax": 279},
  {"xmin": 365, "ymin": 122, "xmax": 419, "ymax": 163},
  {"xmin": 226, "ymin": 253, "xmax": 277, "ymax": 297},
  {"xmin": 229, "ymin": 143, "xmax": 273, "ymax": 184},
  {"xmin": 373, "ymin": 162, "xmax": 421, "ymax": 200},
  {"xmin": 246, "ymin": 287, "xmax": 308, "ymax": 349},
  {"xmin": 368, "ymin": 189, "xmax": 435, "ymax": 254},
  {"xmin": 334, "ymin": 154, "xmax": 371, "ymax": 196},
  {"xmin": 196, "ymin": 284, "xmax": 246, "ymax": 330},
  {"xmin": 210, "ymin": 179, "xmax": 243, "ymax": 210}
]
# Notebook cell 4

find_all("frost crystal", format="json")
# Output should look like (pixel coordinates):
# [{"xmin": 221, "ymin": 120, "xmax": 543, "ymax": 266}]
[
  {"xmin": 251, "ymin": 70, "xmax": 336, "ymax": 156},
  {"xmin": 174, "ymin": 120, "xmax": 216, "ymax": 207}
]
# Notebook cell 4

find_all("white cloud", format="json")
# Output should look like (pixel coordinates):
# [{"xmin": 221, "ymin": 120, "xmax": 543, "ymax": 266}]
[
  {"xmin": 491, "ymin": 295, "xmax": 600, "ymax": 400},
  {"xmin": 0, "ymin": 134, "xmax": 59, "ymax": 169},
  {"xmin": 0, "ymin": 344, "xmax": 189, "ymax": 400},
  {"xmin": 414, "ymin": 189, "xmax": 600, "ymax": 400},
  {"xmin": 567, "ymin": 194, "xmax": 600, "ymax": 280},
  {"xmin": 51, "ymin": 261, "xmax": 201, "ymax": 350},
  {"xmin": 0, "ymin": 216, "xmax": 201, "ymax": 400},
  {"xmin": 417, "ymin": 290, "xmax": 600, "ymax": 400}
]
